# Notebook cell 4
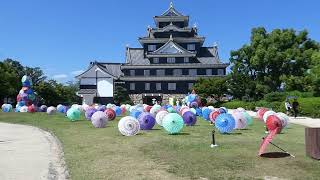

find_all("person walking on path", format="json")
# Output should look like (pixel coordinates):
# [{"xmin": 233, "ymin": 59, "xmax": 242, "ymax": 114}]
[
  {"xmin": 292, "ymin": 98, "xmax": 299, "ymax": 118},
  {"xmin": 285, "ymin": 100, "xmax": 292, "ymax": 115}
]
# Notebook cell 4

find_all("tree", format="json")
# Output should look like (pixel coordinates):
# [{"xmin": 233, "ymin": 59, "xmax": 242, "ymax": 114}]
[
  {"xmin": 230, "ymin": 27, "xmax": 319, "ymax": 99},
  {"xmin": 113, "ymin": 85, "xmax": 132, "ymax": 105},
  {"xmin": 193, "ymin": 77, "xmax": 228, "ymax": 100}
]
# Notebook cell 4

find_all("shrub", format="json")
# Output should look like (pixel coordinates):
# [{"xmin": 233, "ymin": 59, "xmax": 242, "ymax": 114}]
[
  {"xmin": 221, "ymin": 101, "xmax": 256, "ymax": 111},
  {"xmin": 264, "ymin": 92, "xmax": 286, "ymax": 102}
]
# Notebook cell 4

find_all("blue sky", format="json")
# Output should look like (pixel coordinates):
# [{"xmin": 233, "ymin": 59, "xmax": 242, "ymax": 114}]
[{"xmin": 1, "ymin": 0, "xmax": 319, "ymax": 83}]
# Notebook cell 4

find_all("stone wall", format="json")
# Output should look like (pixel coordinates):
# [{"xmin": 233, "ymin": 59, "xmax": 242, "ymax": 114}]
[{"xmin": 129, "ymin": 94, "xmax": 143, "ymax": 104}]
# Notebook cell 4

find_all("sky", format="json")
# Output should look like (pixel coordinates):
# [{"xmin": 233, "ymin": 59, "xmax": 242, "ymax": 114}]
[{"xmin": 1, "ymin": 0, "xmax": 319, "ymax": 83}]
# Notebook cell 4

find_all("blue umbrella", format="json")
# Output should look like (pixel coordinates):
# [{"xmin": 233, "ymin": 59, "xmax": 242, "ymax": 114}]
[
  {"xmin": 202, "ymin": 108, "xmax": 212, "ymax": 121},
  {"xmin": 215, "ymin": 113, "xmax": 236, "ymax": 133}
]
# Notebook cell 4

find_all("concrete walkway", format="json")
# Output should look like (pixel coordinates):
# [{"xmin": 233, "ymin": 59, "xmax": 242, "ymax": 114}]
[
  {"xmin": 0, "ymin": 123, "xmax": 68, "ymax": 180},
  {"xmin": 288, "ymin": 116, "xmax": 320, "ymax": 128},
  {"xmin": 235, "ymin": 110, "xmax": 320, "ymax": 128}
]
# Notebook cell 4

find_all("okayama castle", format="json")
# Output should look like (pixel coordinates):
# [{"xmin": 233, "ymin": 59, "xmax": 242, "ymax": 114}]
[{"xmin": 76, "ymin": 2, "xmax": 229, "ymax": 105}]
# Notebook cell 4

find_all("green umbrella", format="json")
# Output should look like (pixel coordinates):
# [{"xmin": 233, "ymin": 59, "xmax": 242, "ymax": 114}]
[
  {"xmin": 162, "ymin": 113, "xmax": 184, "ymax": 134},
  {"xmin": 242, "ymin": 111, "xmax": 253, "ymax": 125},
  {"xmin": 67, "ymin": 107, "xmax": 81, "ymax": 121}
]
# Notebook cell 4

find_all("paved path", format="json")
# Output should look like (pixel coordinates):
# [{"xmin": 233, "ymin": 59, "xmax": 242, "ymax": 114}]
[
  {"xmin": 233, "ymin": 109, "xmax": 320, "ymax": 128},
  {"xmin": 0, "ymin": 123, "xmax": 68, "ymax": 180}
]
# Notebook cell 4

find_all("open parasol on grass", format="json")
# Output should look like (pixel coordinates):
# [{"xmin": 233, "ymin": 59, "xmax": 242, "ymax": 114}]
[
  {"xmin": 155, "ymin": 110, "xmax": 169, "ymax": 126},
  {"xmin": 105, "ymin": 108, "xmax": 116, "ymax": 121},
  {"xmin": 66, "ymin": 107, "xmax": 81, "ymax": 121},
  {"xmin": 258, "ymin": 115, "xmax": 295, "ymax": 157},
  {"xmin": 182, "ymin": 111, "xmax": 197, "ymax": 126},
  {"xmin": 263, "ymin": 110, "xmax": 277, "ymax": 123},
  {"xmin": 215, "ymin": 113, "xmax": 236, "ymax": 133},
  {"xmin": 209, "ymin": 110, "xmax": 220, "ymax": 123},
  {"xmin": 162, "ymin": 113, "xmax": 184, "ymax": 134},
  {"xmin": 138, "ymin": 112, "xmax": 156, "ymax": 130},
  {"xmin": 118, "ymin": 116, "xmax": 140, "ymax": 136},
  {"xmin": 232, "ymin": 110, "xmax": 247, "ymax": 129},
  {"xmin": 91, "ymin": 111, "xmax": 108, "ymax": 128},
  {"xmin": 85, "ymin": 108, "xmax": 97, "ymax": 120},
  {"xmin": 257, "ymin": 108, "xmax": 268, "ymax": 121}
]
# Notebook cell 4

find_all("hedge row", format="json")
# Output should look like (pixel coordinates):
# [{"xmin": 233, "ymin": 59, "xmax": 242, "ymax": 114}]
[{"xmin": 221, "ymin": 97, "xmax": 320, "ymax": 118}]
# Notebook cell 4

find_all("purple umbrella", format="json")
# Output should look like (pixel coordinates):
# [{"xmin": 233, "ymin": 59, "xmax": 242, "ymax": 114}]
[
  {"xmin": 85, "ymin": 108, "xmax": 97, "ymax": 121},
  {"xmin": 138, "ymin": 112, "xmax": 156, "ymax": 130},
  {"xmin": 183, "ymin": 111, "xmax": 197, "ymax": 126}
]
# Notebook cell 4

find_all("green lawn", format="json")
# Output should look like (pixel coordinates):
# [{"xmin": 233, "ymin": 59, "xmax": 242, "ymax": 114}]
[{"xmin": 0, "ymin": 112, "xmax": 319, "ymax": 179}]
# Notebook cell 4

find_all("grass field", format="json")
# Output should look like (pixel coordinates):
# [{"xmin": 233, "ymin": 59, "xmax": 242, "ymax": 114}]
[{"xmin": 0, "ymin": 112, "xmax": 319, "ymax": 179}]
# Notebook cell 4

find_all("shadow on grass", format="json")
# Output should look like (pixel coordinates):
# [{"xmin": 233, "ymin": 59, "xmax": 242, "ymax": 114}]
[
  {"xmin": 170, "ymin": 132, "xmax": 190, "ymax": 136},
  {"xmin": 239, "ymin": 129, "xmax": 252, "ymax": 131},
  {"xmin": 260, "ymin": 152, "xmax": 290, "ymax": 158},
  {"xmin": 223, "ymin": 132, "xmax": 242, "ymax": 135}
]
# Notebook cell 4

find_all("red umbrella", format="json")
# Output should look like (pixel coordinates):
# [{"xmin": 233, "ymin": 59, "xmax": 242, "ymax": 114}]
[
  {"xmin": 258, "ymin": 115, "xmax": 283, "ymax": 155},
  {"xmin": 209, "ymin": 111, "xmax": 220, "ymax": 123},
  {"xmin": 257, "ymin": 108, "xmax": 268, "ymax": 121},
  {"xmin": 266, "ymin": 115, "xmax": 283, "ymax": 134}
]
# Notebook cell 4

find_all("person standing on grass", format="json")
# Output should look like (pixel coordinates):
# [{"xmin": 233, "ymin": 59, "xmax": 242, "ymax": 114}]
[
  {"xmin": 285, "ymin": 100, "xmax": 292, "ymax": 115},
  {"xmin": 292, "ymin": 98, "xmax": 299, "ymax": 118}
]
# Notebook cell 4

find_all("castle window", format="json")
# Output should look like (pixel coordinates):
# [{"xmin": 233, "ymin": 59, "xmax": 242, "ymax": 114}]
[
  {"xmin": 148, "ymin": 45, "xmax": 156, "ymax": 51},
  {"xmin": 153, "ymin": 57, "xmax": 159, "ymax": 63},
  {"xmin": 218, "ymin": 69, "xmax": 224, "ymax": 75},
  {"xmin": 206, "ymin": 69, "xmax": 212, "ymax": 75},
  {"xmin": 173, "ymin": 69, "xmax": 182, "ymax": 76},
  {"xmin": 130, "ymin": 70, "xmax": 135, "ymax": 76},
  {"xmin": 188, "ymin": 83, "xmax": 193, "ymax": 90},
  {"xmin": 156, "ymin": 83, "xmax": 161, "ymax": 90},
  {"xmin": 168, "ymin": 83, "xmax": 176, "ymax": 90},
  {"xmin": 187, "ymin": 44, "xmax": 195, "ymax": 51},
  {"xmin": 144, "ymin": 70, "xmax": 150, "ymax": 76},
  {"xmin": 130, "ymin": 83, "xmax": 135, "ymax": 90},
  {"xmin": 167, "ymin": 57, "xmax": 175, "ymax": 63},
  {"xmin": 184, "ymin": 57, "xmax": 189, "ymax": 63},
  {"xmin": 189, "ymin": 69, "xmax": 197, "ymax": 76},
  {"xmin": 156, "ymin": 69, "xmax": 165, "ymax": 76},
  {"xmin": 145, "ymin": 83, "xmax": 150, "ymax": 90}
]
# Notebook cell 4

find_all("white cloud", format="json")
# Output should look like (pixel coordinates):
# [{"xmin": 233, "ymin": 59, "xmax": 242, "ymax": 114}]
[
  {"xmin": 70, "ymin": 70, "xmax": 84, "ymax": 76},
  {"xmin": 52, "ymin": 74, "xmax": 68, "ymax": 79}
]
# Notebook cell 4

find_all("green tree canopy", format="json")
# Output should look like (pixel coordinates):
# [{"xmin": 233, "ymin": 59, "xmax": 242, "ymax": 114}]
[{"xmin": 230, "ymin": 27, "xmax": 319, "ymax": 99}]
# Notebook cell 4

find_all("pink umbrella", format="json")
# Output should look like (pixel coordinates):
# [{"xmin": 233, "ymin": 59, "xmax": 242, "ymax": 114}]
[{"xmin": 232, "ymin": 110, "xmax": 247, "ymax": 129}]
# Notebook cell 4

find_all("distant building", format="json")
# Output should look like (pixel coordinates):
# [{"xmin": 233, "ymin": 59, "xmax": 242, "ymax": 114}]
[{"xmin": 76, "ymin": 3, "xmax": 228, "ymax": 105}]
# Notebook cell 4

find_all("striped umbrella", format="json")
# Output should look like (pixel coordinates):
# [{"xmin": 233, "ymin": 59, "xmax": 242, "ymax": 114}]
[{"xmin": 118, "ymin": 116, "xmax": 140, "ymax": 136}]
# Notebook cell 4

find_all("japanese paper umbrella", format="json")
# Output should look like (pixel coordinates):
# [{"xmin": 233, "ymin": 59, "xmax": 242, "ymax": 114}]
[
  {"xmin": 232, "ymin": 110, "xmax": 247, "ymax": 129},
  {"xmin": 155, "ymin": 110, "xmax": 169, "ymax": 126},
  {"xmin": 118, "ymin": 116, "xmax": 140, "ymax": 136},
  {"xmin": 257, "ymin": 108, "xmax": 268, "ymax": 121},
  {"xmin": 66, "ymin": 107, "xmax": 81, "ymax": 121},
  {"xmin": 162, "ymin": 113, "xmax": 184, "ymax": 134},
  {"xmin": 85, "ymin": 108, "xmax": 97, "ymax": 120},
  {"xmin": 105, "ymin": 108, "xmax": 116, "ymax": 121},
  {"xmin": 276, "ymin": 112, "xmax": 290, "ymax": 128},
  {"xmin": 138, "ymin": 112, "xmax": 156, "ymax": 130},
  {"xmin": 263, "ymin": 110, "xmax": 277, "ymax": 123},
  {"xmin": 209, "ymin": 110, "xmax": 220, "ymax": 123},
  {"xmin": 183, "ymin": 111, "xmax": 197, "ymax": 126},
  {"xmin": 242, "ymin": 111, "xmax": 253, "ymax": 125},
  {"xmin": 91, "ymin": 111, "xmax": 108, "ymax": 128},
  {"xmin": 215, "ymin": 113, "xmax": 236, "ymax": 134},
  {"xmin": 258, "ymin": 115, "xmax": 283, "ymax": 156}
]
